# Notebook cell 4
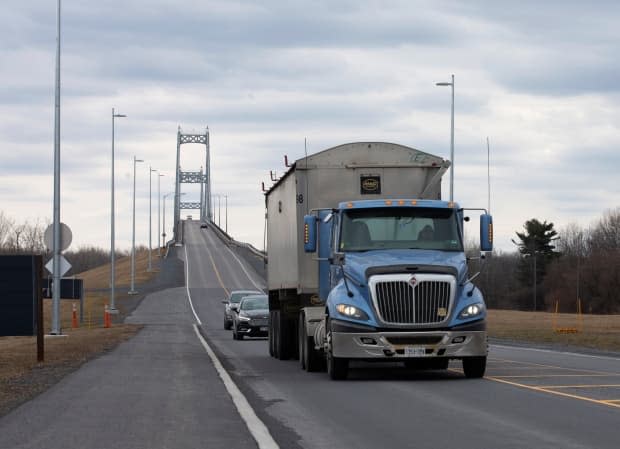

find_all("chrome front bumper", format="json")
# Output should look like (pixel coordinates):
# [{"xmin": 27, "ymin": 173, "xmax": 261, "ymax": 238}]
[{"xmin": 331, "ymin": 330, "xmax": 487, "ymax": 359}]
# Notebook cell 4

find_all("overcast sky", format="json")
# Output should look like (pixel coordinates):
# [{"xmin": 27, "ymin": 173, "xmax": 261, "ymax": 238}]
[{"xmin": 1, "ymin": 0, "xmax": 619, "ymax": 253}]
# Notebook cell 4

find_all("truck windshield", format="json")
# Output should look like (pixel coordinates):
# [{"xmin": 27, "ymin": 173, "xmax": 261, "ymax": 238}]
[{"xmin": 340, "ymin": 207, "xmax": 462, "ymax": 252}]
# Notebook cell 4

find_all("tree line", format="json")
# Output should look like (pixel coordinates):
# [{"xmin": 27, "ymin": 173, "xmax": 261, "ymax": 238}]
[
  {"xmin": 2, "ymin": 207, "xmax": 619, "ymax": 313},
  {"xmin": 474, "ymin": 207, "xmax": 620, "ymax": 314},
  {"xmin": 0, "ymin": 211, "xmax": 137, "ymax": 276}
]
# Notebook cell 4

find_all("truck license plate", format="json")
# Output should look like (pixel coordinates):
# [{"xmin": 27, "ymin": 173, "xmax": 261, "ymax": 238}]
[
  {"xmin": 260, "ymin": 326, "xmax": 268, "ymax": 332},
  {"xmin": 405, "ymin": 347, "xmax": 426, "ymax": 357}
]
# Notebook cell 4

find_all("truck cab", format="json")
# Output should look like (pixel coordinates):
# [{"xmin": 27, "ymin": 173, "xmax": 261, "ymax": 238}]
[{"xmin": 303, "ymin": 199, "xmax": 492, "ymax": 379}]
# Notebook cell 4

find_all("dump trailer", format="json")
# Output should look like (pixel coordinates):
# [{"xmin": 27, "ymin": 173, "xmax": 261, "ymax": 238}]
[{"xmin": 265, "ymin": 142, "xmax": 493, "ymax": 380}]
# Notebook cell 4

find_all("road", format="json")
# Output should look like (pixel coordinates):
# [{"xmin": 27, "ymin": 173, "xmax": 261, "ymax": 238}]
[
  {"xmin": 184, "ymin": 222, "xmax": 620, "ymax": 449},
  {"xmin": 0, "ymin": 221, "xmax": 618, "ymax": 449}
]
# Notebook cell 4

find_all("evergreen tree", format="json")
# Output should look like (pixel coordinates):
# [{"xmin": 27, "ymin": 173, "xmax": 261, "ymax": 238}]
[{"xmin": 512, "ymin": 219, "xmax": 560, "ymax": 310}]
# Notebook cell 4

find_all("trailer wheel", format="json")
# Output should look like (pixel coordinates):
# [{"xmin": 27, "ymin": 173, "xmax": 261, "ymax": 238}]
[
  {"xmin": 268, "ymin": 311, "xmax": 275, "ymax": 357},
  {"xmin": 462, "ymin": 356, "xmax": 486, "ymax": 378},
  {"xmin": 326, "ymin": 319, "xmax": 348, "ymax": 380},
  {"xmin": 275, "ymin": 310, "xmax": 292, "ymax": 360}
]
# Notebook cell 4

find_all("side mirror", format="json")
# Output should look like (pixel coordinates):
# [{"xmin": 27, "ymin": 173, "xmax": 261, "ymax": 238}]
[
  {"xmin": 221, "ymin": 300, "xmax": 229, "ymax": 304},
  {"xmin": 230, "ymin": 304, "xmax": 239, "ymax": 312},
  {"xmin": 303, "ymin": 215, "xmax": 317, "ymax": 253},
  {"xmin": 332, "ymin": 251, "xmax": 346, "ymax": 266},
  {"xmin": 480, "ymin": 214, "xmax": 493, "ymax": 252}
]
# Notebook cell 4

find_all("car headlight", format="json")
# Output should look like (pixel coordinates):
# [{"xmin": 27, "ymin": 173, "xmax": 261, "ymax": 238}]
[
  {"xmin": 336, "ymin": 304, "xmax": 369, "ymax": 320},
  {"xmin": 458, "ymin": 303, "xmax": 485, "ymax": 319},
  {"xmin": 238, "ymin": 313, "xmax": 251, "ymax": 321}
]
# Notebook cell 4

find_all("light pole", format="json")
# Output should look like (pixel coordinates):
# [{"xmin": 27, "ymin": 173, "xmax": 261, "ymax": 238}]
[
  {"xmin": 163, "ymin": 192, "xmax": 184, "ymax": 248},
  {"xmin": 436, "ymin": 74, "xmax": 455, "ymax": 202},
  {"xmin": 158, "ymin": 173, "xmax": 164, "ymax": 255},
  {"xmin": 129, "ymin": 155, "xmax": 144, "ymax": 295},
  {"xmin": 524, "ymin": 249, "xmax": 541, "ymax": 311},
  {"xmin": 50, "ymin": 0, "xmax": 62, "ymax": 334},
  {"xmin": 110, "ymin": 108, "xmax": 126, "ymax": 313},
  {"xmin": 225, "ymin": 195, "xmax": 228, "ymax": 233},
  {"xmin": 148, "ymin": 167, "xmax": 157, "ymax": 272},
  {"xmin": 218, "ymin": 194, "xmax": 221, "ymax": 227}
]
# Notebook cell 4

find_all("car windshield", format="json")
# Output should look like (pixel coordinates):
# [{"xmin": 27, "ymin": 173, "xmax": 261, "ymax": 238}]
[
  {"xmin": 340, "ymin": 207, "xmax": 462, "ymax": 252},
  {"xmin": 229, "ymin": 291, "xmax": 259, "ymax": 304},
  {"xmin": 240, "ymin": 296, "xmax": 268, "ymax": 311}
]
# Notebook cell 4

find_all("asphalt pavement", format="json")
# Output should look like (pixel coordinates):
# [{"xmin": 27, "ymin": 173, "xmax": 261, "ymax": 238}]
[{"xmin": 1, "ymin": 221, "xmax": 618, "ymax": 449}]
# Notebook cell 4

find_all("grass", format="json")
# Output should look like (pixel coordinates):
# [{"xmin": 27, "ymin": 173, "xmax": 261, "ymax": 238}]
[
  {"xmin": 0, "ymin": 249, "xmax": 160, "ymax": 416},
  {"xmin": 487, "ymin": 309, "xmax": 620, "ymax": 352}
]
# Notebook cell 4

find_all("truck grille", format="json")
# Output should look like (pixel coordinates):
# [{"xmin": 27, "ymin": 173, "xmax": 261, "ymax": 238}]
[{"xmin": 370, "ymin": 274, "xmax": 454, "ymax": 325}]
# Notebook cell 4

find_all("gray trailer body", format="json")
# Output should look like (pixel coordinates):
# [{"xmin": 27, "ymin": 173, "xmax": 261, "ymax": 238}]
[{"xmin": 265, "ymin": 142, "xmax": 449, "ymax": 296}]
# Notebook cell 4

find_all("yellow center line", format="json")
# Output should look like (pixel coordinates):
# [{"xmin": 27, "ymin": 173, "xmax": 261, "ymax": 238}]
[
  {"xmin": 488, "ymin": 358, "xmax": 617, "ymax": 376},
  {"xmin": 487, "ymin": 376, "xmax": 620, "ymax": 409},
  {"xmin": 602, "ymin": 400, "xmax": 620, "ymax": 404},
  {"xmin": 539, "ymin": 384, "xmax": 620, "ymax": 389},
  {"xmin": 489, "ymin": 374, "xmax": 620, "ymax": 378},
  {"xmin": 203, "ymin": 237, "xmax": 230, "ymax": 297}
]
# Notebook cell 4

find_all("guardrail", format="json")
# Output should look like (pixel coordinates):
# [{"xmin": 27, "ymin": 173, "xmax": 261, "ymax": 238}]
[{"xmin": 205, "ymin": 220, "xmax": 267, "ymax": 262}]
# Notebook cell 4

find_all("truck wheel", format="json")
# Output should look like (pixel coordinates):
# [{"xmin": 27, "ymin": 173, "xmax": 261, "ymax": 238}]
[
  {"xmin": 462, "ymin": 356, "xmax": 486, "ymax": 378},
  {"xmin": 327, "ymin": 319, "xmax": 348, "ymax": 380},
  {"xmin": 299, "ymin": 312, "xmax": 307, "ymax": 370},
  {"xmin": 299, "ymin": 312, "xmax": 324, "ymax": 372},
  {"xmin": 268, "ymin": 311, "xmax": 275, "ymax": 357},
  {"xmin": 275, "ymin": 310, "xmax": 291, "ymax": 360}
]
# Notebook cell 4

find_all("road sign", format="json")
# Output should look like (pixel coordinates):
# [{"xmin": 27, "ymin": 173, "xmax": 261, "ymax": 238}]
[
  {"xmin": 45, "ymin": 255, "xmax": 72, "ymax": 277},
  {"xmin": 44, "ymin": 222, "xmax": 72, "ymax": 251}
]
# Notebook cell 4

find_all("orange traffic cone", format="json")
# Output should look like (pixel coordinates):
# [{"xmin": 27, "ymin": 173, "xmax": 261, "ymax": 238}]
[
  {"xmin": 72, "ymin": 303, "xmax": 78, "ymax": 329},
  {"xmin": 104, "ymin": 304, "xmax": 111, "ymax": 328}
]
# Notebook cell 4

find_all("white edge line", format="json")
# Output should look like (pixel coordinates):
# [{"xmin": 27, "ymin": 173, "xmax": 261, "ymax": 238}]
[
  {"xmin": 184, "ymin": 238, "xmax": 279, "ymax": 449},
  {"xmin": 192, "ymin": 325, "xmax": 279, "ymax": 449},
  {"xmin": 184, "ymin": 244, "xmax": 202, "ymax": 325},
  {"xmin": 492, "ymin": 344, "xmax": 620, "ymax": 362},
  {"xmin": 210, "ymin": 229, "xmax": 265, "ymax": 291}
]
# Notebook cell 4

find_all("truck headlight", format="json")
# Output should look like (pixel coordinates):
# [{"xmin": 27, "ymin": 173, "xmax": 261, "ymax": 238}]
[
  {"xmin": 458, "ymin": 303, "xmax": 484, "ymax": 319},
  {"xmin": 336, "ymin": 304, "xmax": 369, "ymax": 320}
]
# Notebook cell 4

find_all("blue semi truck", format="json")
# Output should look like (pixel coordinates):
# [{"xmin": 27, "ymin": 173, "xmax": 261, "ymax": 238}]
[{"xmin": 265, "ymin": 142, "xmax": 492, "ymax": 380}]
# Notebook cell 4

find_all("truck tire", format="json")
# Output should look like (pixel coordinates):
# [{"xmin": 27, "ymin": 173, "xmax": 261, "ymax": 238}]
[
  {"xmin": 299, "ymin": 312, "xmax": 307, "ymax": 370},
  {"xmin": 299, "ymin": 312, "xmax": 324, "ymax": 372},
  {"xmin": 327, "ymin": 319, "xmax": 348, "ymax": 380},
  {"xmin": 274, "ymin": 310, "xmax": 292, "ymax": 360},
  {"xmin": 462, "ymin": 356, "xmax": 486, "ymax": 378},
  {"xmin": 268, "ymin": 311, "xmax": 275, "ymax": 357}
]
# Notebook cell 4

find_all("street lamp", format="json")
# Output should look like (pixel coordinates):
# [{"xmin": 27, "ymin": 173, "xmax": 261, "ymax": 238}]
[
  {"xmin": 163, "ymin": 192, "xmax": 184, "ymax": 248},
  {"xmin": 224, "ymin": 195, "xmax": 228, "ymax": 233},
  {"xmin": 110, "ymin": 108, "xmax": 126, "ymax": 313},
  {"xmin": 524, "ymin": 249, "xmax": 542, "ymax": 311},
  {"xmin": 436, "ymin": 74, "xmax": 455, "ymax": 202},
  {"xmin": 158, "ymin": 173, "xmax": 164, "ymax": 255},
  {"xmin": 148, "ymin": 167, "xmax": 157, "ymax": 272},
  {"xmin": 129, "ymin": 155, "xmax": 144, "ymax": 295}
]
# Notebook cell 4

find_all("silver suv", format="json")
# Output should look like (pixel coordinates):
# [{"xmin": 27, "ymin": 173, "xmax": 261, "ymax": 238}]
[{"xmin": 222, "ymin": 290, "xmax": 262, "ymax": 330}]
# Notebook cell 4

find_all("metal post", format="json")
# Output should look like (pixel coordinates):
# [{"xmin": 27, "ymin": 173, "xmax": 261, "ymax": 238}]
[
  {"xmin": 129, "ymin": 156, "xmax": 143, "ymax": 294},
  {"xmin": 435, "ymin": 74, "xmax": 455, "ymax": 202},
  {"xmin": 110, "ymin": 108, "xmax": 126, "ymax": 313},
  {"xmin": 51, "ymin": 0, "xmax": 62, "ymax": 334},
  {"xmin": 225, "ymin": 195, "xmax": 228, "ymax": 233},
  {"xmin": 218, "ymin": 195, "xmax": 221, "ymax": 227},
  {"xmin": 148, "ymin": 167, "xmax": 156, "ymax": 271},
  {"xmin": 200, "ymin": 166, "xmax": 204, "ymax": 221},
  {"xmin": 158, "ymin": 173, "xmax": 163, "ymax": 254},
  {"xmin": 533, "ymin": 253, "xmax": 537, "ymax": 312}
]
